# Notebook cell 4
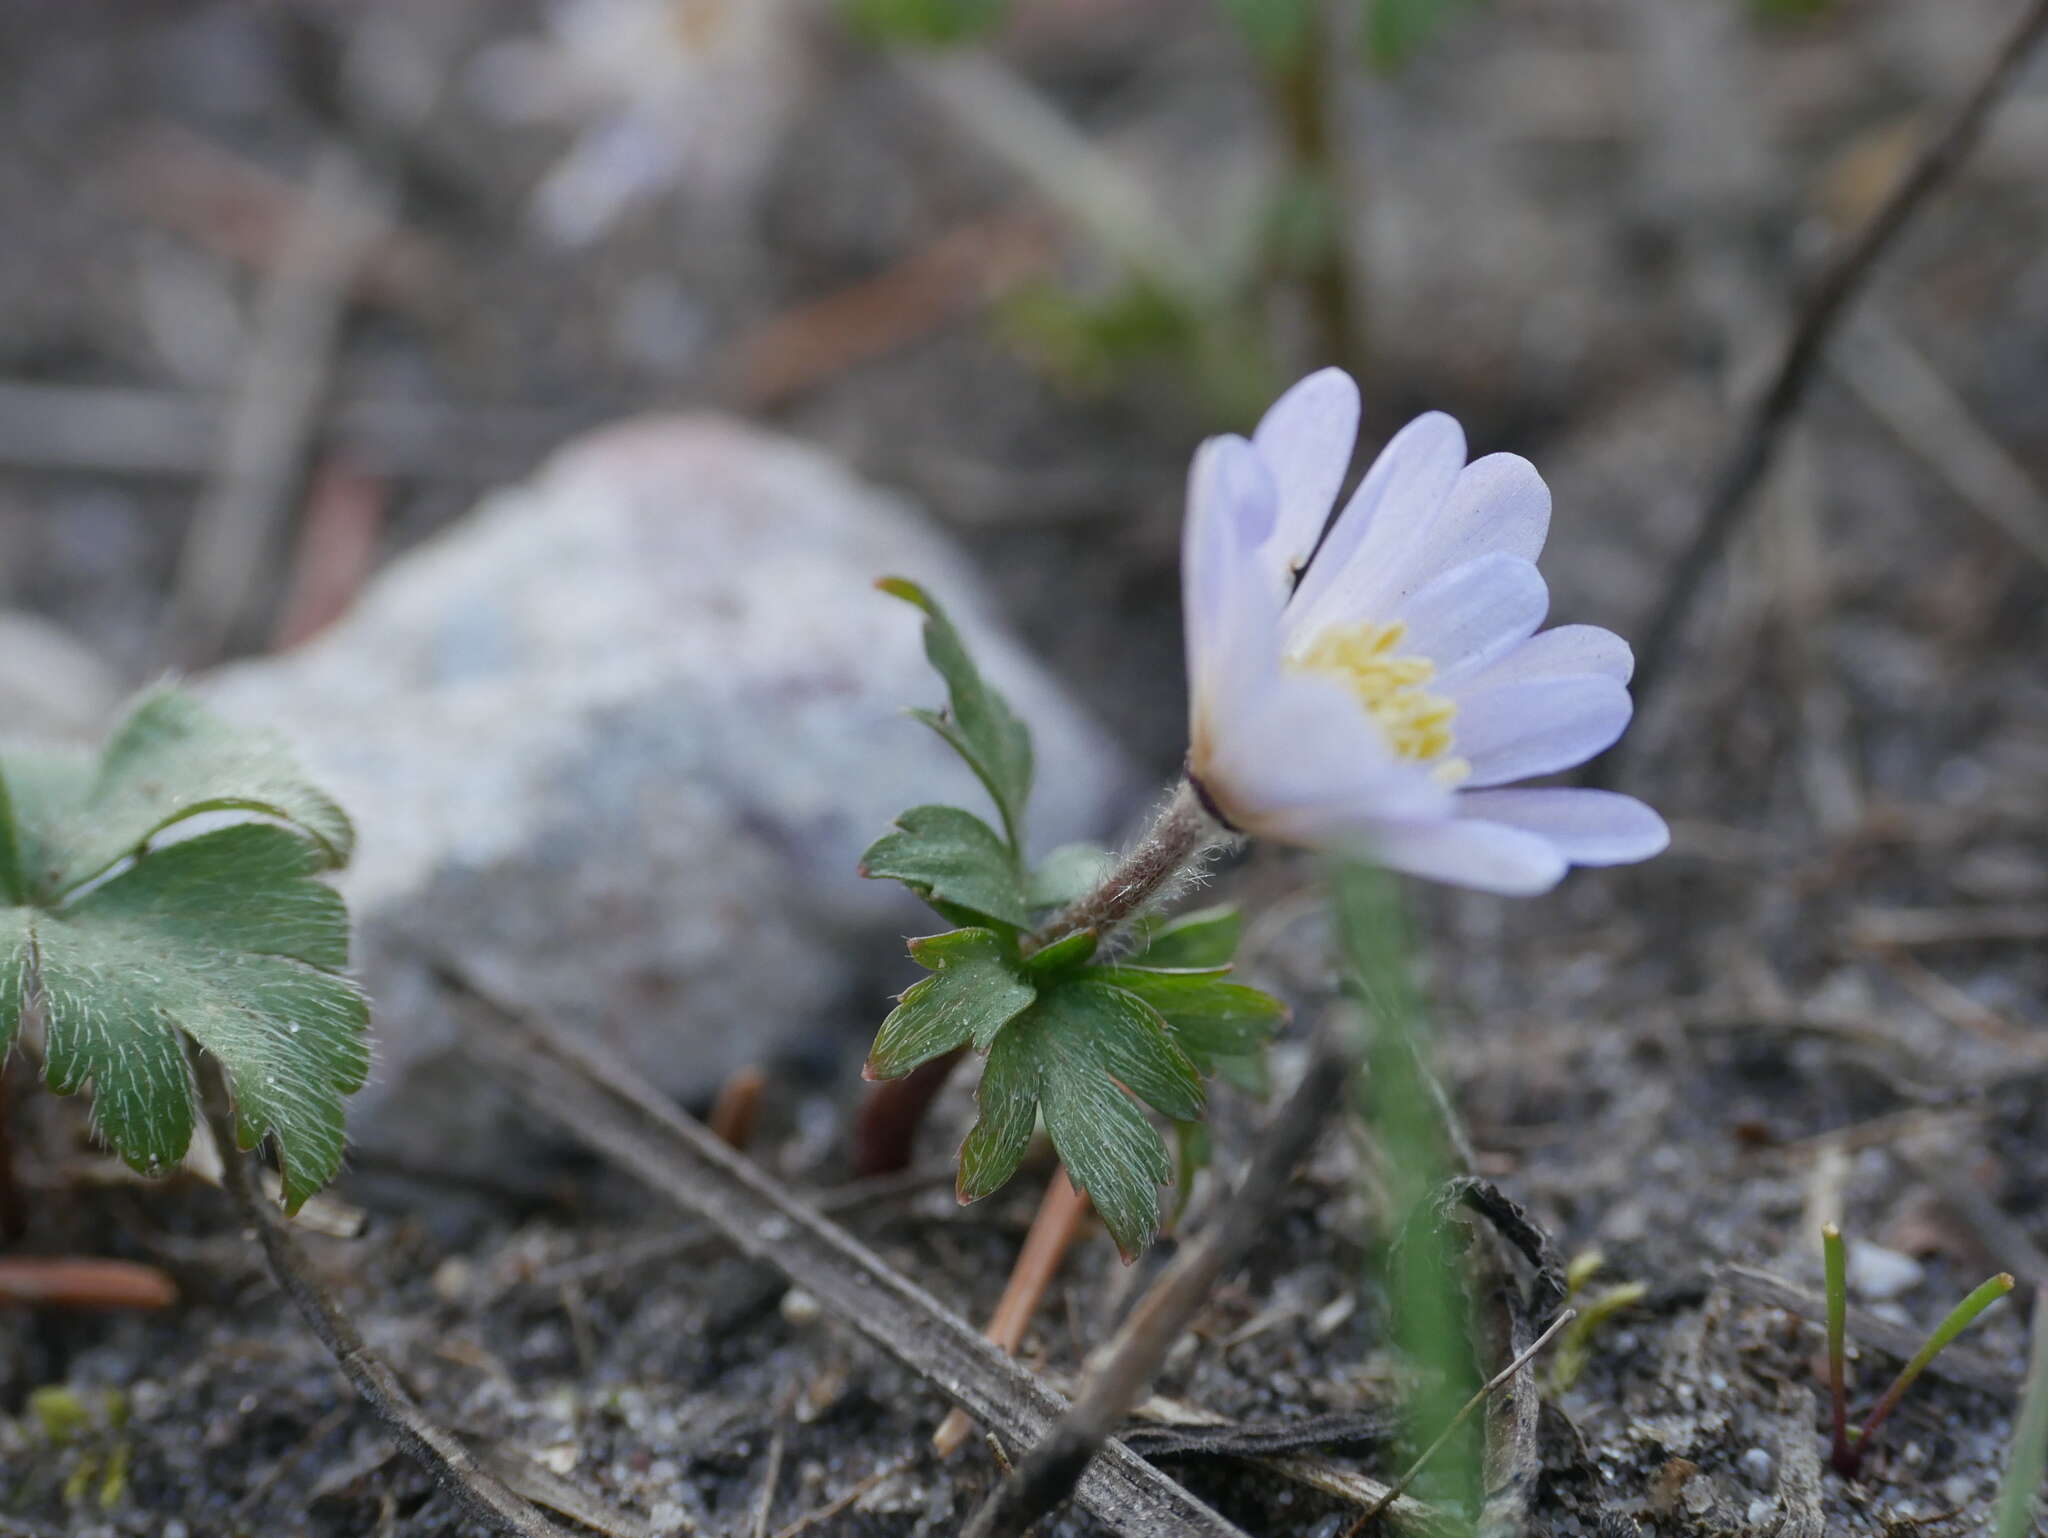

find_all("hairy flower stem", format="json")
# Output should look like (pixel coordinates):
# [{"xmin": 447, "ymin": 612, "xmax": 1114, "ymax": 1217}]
[{"xmin": 1026, "ymin": 779, "xmax": 1231, "ymax": 957}]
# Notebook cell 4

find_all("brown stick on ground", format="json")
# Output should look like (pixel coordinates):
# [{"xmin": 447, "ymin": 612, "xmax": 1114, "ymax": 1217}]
[
  {"xmin": 934, "ymin": 1168, "xmax": 1092, "ymax": 1457},
  {"xmin": 165, "ymin": 145, "xmax": 390, "ymax": 668},
  {"xmin": 445, "ymin": 962, "xmax": 1252, "ymax": 1538},
  {"xmin": 961, "ymin": 1020, "xmax": 1363, "ymax": 1538},
  {"xmin": 1621, "ymin": 0, "xmax": 2048, "ymax": 728},
  {"xmin": 197, "ymin": 1065, "xmax": 581, "ymax": 1538},
  {"xmin": 708, "ymin": 1066, "xmax": 769, "ymax": 1152},
  {"xmin": 0, "ymin": 1258, "xmax": 179, "ymax": 1310}
]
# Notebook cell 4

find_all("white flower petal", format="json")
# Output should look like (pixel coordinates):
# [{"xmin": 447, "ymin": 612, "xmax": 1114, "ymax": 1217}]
[
  {"xmin": 1388, "ymin": 552, "xmax": 1548, "ymax": 681},
  {"xmin": 1451, "ymin": 624, "xmax": 1634, "ymax": 697},
  {"xmin": 1194, "ymin": 669, "xmax": 1450, "ymax": 838},
  {"xmin": 1252, "ymin": 367, "xmax": 1360, "ymax": 585},
  {"xmin": 1453, "ymin": 788, "xmax": 1669, "ymax": 865},
  {"xmin": 1357, "ymin": 451, "xmax": 1551, "ymax": 607},
  {"xmin": 1183, "ymin": 434, "xmax": 1282, "ymax": 718},
  {"xmin": 1455, "ymin": 675, "xmax": 1633, "ymax": 787},
  {"xmin": 1360, "ymin": 817, "xmax": 1569, "ymax": 895},
  {"xmin": 1286, "ymin": 411, "xmax": 1466, "ymax": 642}
]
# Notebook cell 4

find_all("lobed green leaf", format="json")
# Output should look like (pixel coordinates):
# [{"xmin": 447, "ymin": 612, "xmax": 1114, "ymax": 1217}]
[
  {"xmin": 4, "ymin": 824, "xmax": 370, "ymax": 1207},
  {"xmin": 1130, "ymin": 904, "xmax": 1243, "ymax": 970},
  {"xmin": 1021, "ymin": 928, "xmax": 1098, "ymax": 980},
  {"xmin": 1025, "ymin": 843, "xmax": 1112, "ymax": 913},
  {"xmin": 1093, "ymin": 966, "xmax": 1287, "ymax": 1062},
  {"xmin": 868, "ymin": 928, "xmax": 1035, "ymax": 1079},
  {"xmin": 0, "ymin": 765, "xmax": 22, "ymax": 907},
  {"xmin": 1042, "ymin": 981, "xmax": 1204, "ymax": 1123},
  {"xmin": 1364, "ymin": 0, "xmax": 1484, "ymax": 72},
  {"xmin": 1040, "ymin": 1044, "xmax": 1173, "ymax": 1261},
  {"xmin": 29, "ymin": 688, "xmax": 353, "ymax": 900},
  {"xmin": 0, "ymin": 693, "xmax": 368, "ymax": 1211},
  {"xmin": 860, "ymin": 805, "xmax": 1028, "ymax": 929},
  {"xmin": 845, "ymin": 0, "xmax": 1007, "ymax": 45},
  {"xmin": 878, "ymin": 578, "xmax": 1033, "ymax": 854},
  {"xmin": 957, "ymin": 1025, "xmax": 1040, "ymax": 1203}
]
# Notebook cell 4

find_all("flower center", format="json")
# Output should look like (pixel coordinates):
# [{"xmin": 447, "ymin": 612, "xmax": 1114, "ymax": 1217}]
[{"xmin": 1291, "ymin": 621, "xmax": 1471, "ymax": 786}]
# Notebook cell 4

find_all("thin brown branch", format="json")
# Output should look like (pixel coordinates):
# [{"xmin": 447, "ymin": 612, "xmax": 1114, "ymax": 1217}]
[
  {"xmin": 0, "ymin": 1257, "xmax": 178, "ymax": 1310},
  {"xmin": 166, "ymin": 146, "xmax": 390, "ymax": 667},
  {"xmin": 197, "ymin": 1063, "xmax": 579, "ymax": 1538},
  {"xmin": 1624, "ymin": 0, "xmax": 2048, "ymax": 721},
  {"xmin": 960, "ymin": 1019, "xmax": 1358, "ymax": 1538}
]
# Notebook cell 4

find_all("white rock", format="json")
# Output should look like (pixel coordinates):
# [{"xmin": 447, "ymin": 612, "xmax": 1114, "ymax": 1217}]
[
  {"xmin": 0, "ymin": 611, "xmax": 123, "ymax": 742},
  {"xmin": 1847, "ymin": 1238, "xmax": 1925, "ymax": 1302},
  {"xmin": 201, "ymin": 415, "xmax": 1134, "ymax": 1177}
]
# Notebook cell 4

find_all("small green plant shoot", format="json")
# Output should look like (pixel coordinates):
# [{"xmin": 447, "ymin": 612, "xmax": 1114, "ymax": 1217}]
[
  {"xmin": 859, "ymin": 579, "xmax": 1284, "ymax": 1259},
  {"xmin": 1821, "ymin": 1222, "xmax": 2015, "ymax": 1478},
  {"xmin": 0, "ymin": 687, "xmax": 369, "ymax": 1211}
]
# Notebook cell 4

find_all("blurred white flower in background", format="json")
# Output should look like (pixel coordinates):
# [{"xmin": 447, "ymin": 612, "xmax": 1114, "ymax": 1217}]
[
  {"xmin": 1183, "ymin": 368, "xmax": 1668, "ymax": 895},
  {"xmin": 467, "ymin": 0, "xmax": 804, "ymax": 246}
]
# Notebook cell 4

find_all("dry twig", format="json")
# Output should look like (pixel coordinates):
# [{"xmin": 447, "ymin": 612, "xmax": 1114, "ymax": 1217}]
[
  {"xmin": 1624, "ymin": 0, "xmax": 2048, "ymax": 719},
  {"xmin": 0, "ymin": 1257, "xmax": 178, "ymax": 1310},
  {"xmin": 166, "ymin": 146, "xmax": 390, "ymax": 667}
]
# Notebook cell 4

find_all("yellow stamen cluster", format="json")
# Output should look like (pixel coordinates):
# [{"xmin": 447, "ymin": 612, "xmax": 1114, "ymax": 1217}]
[{"xmin": 1292, "ymin": 621, "xmax": 1470, "ymax": 786}]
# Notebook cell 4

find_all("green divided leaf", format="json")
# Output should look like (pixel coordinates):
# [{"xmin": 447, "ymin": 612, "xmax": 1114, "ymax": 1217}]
[
  {"xmin": 958, "ymin": 1022, "xmax": 1040, "ymax": 1203},
  {"xmin": 954, "ymin": 977, "xmax": 1204, "ymax": 1259},
  {"xmin": 1216, "ymin": 0, "xmax": 1320, "ymax": 66},
  {"xmin": 0, "ymin": 688, "xmax": 367, "ymax": 1210},
  {"xmin": 1021, "ymin": 928, "xmax": 1098, "ymax": 981},
  {"xmin": 0, "ymin": 766, "xmax": 22, "ymax": 907},
  {"xmin": 1092, "ymin": 966, "xmax": 1288, "ymax": 1064},
  {"xmin": 867, "ymin": 928, "xmax": 1036, "ymax": 1079},
  {"xmin": 1130, "ymin": 904, "xmax": 1243, "ymax": 970},
  {"xmin": 878, "ymin": 578, "xmax": 1033, "ymax": 854},
  {"xmin": 25, "ymin": 687, "xmax": 353, "ymax": 900},
  {"xmin": 1364, "ymin": 0, "xmax": 1484, "ymax": 71},
  {"xmin": 1, "ymin": 825, "xmax": 369, "ymax": 1207},
  {"xmin": 860, "ymin": 805, "xmax": 1028, "ymax": 930},
  {"xmin": 1025, "ymin": 843, "xmax": 1112, "ymax": 913},
  {"xmin": 1065, "ymin": 982, "xmax": 1205, "ymax": 1122},
  {"xmin": 845, "ymin": 0, "xmax": 1007, "ymax": 45}
]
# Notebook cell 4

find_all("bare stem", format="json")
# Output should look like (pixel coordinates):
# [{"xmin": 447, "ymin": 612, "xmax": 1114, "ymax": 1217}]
[
  {"xmin": 934, "ymin": 1168, "xmax": 1092, "ymax": 1457},
  {"xmin": 1993, "ymin": 1285, "xmax": 2048, "ymax": 1538},
  {"xmin": 1027, "ymin": 780, "xmax": 1229, "ymax": 956},
  {"xmin": 1824, "ymin": 1224, "xmax": 1852, "ymax": 1474},
  {"xmin": 1855, "ymin": 1272, "xmax": 2015, "ymax": 1457}
]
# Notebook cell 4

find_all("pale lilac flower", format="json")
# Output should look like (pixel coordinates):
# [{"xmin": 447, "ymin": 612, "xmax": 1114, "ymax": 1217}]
[{"xmin": 1182, "ymin": 368, "xmax": 1667, "ymax": 895}]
